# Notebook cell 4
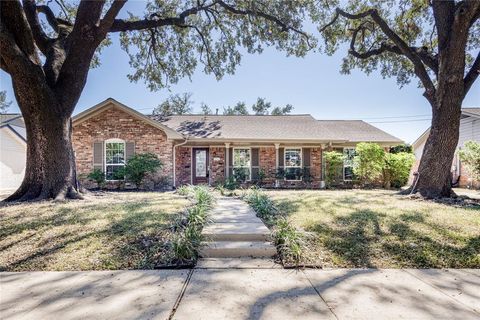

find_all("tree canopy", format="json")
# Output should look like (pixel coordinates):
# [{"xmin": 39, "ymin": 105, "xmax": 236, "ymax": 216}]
[
  {"xmin": 152, "ymin": 92, "xmax": 194, "ymax": 116},
  {"xmin": 0, "ymin": 91, "xmax": 11, "ymax": 114}
]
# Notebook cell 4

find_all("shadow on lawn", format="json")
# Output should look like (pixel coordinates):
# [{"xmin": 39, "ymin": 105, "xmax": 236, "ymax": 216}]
[
  {"xmin": 0, "ymin": 201, "xmax": 178, "ymax": 271},
  {"xmin": 272, "ymin": 194, "xmax": 480, "ymax": 268}
]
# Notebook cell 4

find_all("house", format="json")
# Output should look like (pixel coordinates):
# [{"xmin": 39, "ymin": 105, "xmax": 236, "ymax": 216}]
[
  {"xmin": 72, "ymin": 98, "xmax": 403, "ymax": 189},
  {"xmin": 0, "ymin": 114, "xmax": 26, "ymax": 191},
  {"xmin": 411, "ymin": 107, "xmax": 480, "ymax": 189}
]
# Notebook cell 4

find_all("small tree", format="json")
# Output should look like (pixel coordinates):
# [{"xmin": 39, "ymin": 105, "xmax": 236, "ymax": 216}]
[
  {"xmin": 122, "ymin": 153, "xmax": 162, "ymax": 188},
  {"xmin": 87, "ymin": 169, "xmax": 106, "ymax": 189},
  {"xmin": 383, "ymin": 152, "xmax": 415, "ymax": 189},
  {"xmin": 459, "ymin": 141, "xmax": 480, "ymax": 181},
  {"xmin": 324, "ymin": 151, "xmax": 344, "ymax": 188},
  {"xmin": 353, "ymin": 143, "xmax": 385, "ymax": 186}
]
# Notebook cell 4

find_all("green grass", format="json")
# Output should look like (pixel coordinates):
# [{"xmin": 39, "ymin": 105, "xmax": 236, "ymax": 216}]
[
  {"xmin": 266, "ymin": 189, "xmax": 480, "ymax": 268},
  {"xmin": 0, "ymin": 192, "xmax": 188, "ymax": 271}
]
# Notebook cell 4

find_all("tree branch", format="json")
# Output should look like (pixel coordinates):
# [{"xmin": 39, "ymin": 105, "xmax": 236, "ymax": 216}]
[
  {"xmin": 36, "ymin": 5, "xmax": 59, "ymax": 32},
  {"xmin": 464, "ymin": 51, "xmax": 480, "ymax": 96},
  {"xmin": 325, "ymin": 8, "xmax": 437, "ymax": 103},
  {"xmin": 99, "ymin": 0, "xmax": 127, "ymax": 33},
  {"xmin": 22, "ymin": 0, "xmax": 51, "ymax": 54}
]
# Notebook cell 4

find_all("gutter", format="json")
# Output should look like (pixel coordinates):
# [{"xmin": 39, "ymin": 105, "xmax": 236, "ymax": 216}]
[{"xmin": 172, "ymin": 136, "xmax": 189, "ymax": 188}]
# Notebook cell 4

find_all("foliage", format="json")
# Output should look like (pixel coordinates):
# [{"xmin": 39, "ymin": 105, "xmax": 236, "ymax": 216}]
[
  {"xmin": 200, "ymin": 103, "xmax": 213, "ymax": 115},
  {"xmin": 353, "ymin": 143, "xmax": 385, "ymax": 185},
  {"xmin": 275, "ymin": 167, "xmax": 285, "ymax": 180},
  {"xmin": 87, "ymin": 168, "xmax": 106, "ymax": 189},
  {"xmin": 244, "ymin": 188, "xmax": 304, "ymax": 263},
  {"xmin": 271, "ymin": 104, "xmax": 293, "ymax": 115},
  {"xmin": 302, "ymin": 167, "xmax": 313, "ymax": 184},
  {"xmin": 122, "ymin": 153, "xmax": 162, "ymax": 187},
  {"xmin": 383, "ymin": 152, "xmax": 415, "ymax": 188},
  {"xmin": 172, "ymin": 185, "xmax": 214, "ymax": 263},
  {"xmin": 152, "ymin": 92, "xmax": 193, "ymax": 116},
  {"xmin": 233, "ymin": 167, "xmax": 249, "ymax": 183},
  {"xmin": 390, "ymin": 144, "xmax": 413, "ymax": 154},
  {"xmin": 0, "ymin": 91, "xmax": 12, "ymax": 114},
  {"xmin": 223, "ymin": 176, "xmax": 239, "ymax": 190},
  {"xmin": 459, "ymin": 141, "xmax": 480, "ymax": 180},
  {"xmin": 257, "ymin": 169, "xmax": 267, "ymax": 186},
  {"xmin": 223, "ymin": 102, "xmax": 249, "ymax": 115},
  {"xmin": 324, "ymin": 151, "xmax": 344, "ymax": 187},
  {"xmin": 273, "ymin": 218, "xmax": 304, "ymax": 263}
]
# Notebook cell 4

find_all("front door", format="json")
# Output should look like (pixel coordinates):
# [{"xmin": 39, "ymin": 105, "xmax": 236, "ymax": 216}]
[{"xmin": 193, "ymin": 148, "xmax": 209, "ymax": 184}]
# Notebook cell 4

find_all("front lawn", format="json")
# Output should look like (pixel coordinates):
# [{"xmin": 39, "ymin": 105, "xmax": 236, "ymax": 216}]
[
  {"xmin": 0, "ymin": 192, "xmax": 188, "ymax": 271},
  {"xmin": 266, "ymin": 190, "xmax": 480, "ymax": 268}
]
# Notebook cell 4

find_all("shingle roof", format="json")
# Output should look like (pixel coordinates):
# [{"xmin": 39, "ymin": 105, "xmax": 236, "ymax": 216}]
[
  {"xmin": 151, "ymin": 114, "xmax": 402, "ymax": 143},
  {"xmin": 462, "ymin": 107, "xmax": 480, "ymax": 117},
  {"xmin": 0, "ymin": 114, "xmax": 26, "ymax": 141}
]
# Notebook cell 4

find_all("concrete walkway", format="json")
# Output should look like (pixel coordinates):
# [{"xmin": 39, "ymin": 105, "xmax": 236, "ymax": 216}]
[
  {"xmin": 199, "ymin": 197, "xmax": 276, "ymax": 258},
  {"xmin": 1, "ymin": 268, "xmax": 479, "ymax": 319}
]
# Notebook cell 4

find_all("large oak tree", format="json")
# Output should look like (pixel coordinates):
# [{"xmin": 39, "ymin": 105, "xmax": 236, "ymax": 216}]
[
  {"xmin": 317, "ymin": 0, "xmax": 480, "ymax": 198},
  {"xmin": 0, "ymin": 0, "xmax": 313, "ymax": 201}
]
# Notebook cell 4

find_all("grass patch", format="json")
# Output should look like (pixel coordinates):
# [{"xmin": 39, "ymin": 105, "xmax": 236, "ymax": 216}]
[
  {"xmin": 266, "ymin": 189, "xmax": 480, "ymax": 268},
  {"xmin": 0, "ymin": 192, "xmax": 189, "ymax": 271}
]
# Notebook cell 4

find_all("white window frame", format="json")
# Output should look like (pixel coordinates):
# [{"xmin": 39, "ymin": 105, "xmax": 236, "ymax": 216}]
[
  {"xmin": 343, "ymin": 147, "xmax": 355, "ymax": 181},
  {"xmin": 284, "ymin": 147, "xmax": 303, "ymax": 181},
  {"xmin": 232, "ymin": 147, "xmax": 252, "ymax": 181},
  {"xmin": 105, "ymin": 138, "xmax": 126, "ymax": 181}
]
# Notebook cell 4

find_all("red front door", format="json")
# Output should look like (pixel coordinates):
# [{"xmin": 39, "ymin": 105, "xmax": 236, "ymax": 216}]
[{"xmin": 193, "ymin": 148, "xmax": 209, "ymax": 184}]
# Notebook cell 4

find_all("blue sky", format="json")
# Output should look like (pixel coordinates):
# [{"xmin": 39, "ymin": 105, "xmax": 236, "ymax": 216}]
[{"xmin": 1, "ymin": 7, "xmax": 478, "ymax": 144}]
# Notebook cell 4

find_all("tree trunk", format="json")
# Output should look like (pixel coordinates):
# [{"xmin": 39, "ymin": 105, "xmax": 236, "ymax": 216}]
[
  {"xmin": 412, "ymin": 100, "xmax": 462, "ymax": 198},
  {"xmin": 5, "ymin": 96, "xmax": 81, "ymax": 202}
]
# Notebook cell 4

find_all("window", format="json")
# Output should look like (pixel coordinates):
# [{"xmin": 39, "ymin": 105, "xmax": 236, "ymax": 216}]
[
  {"xmin": 105, "ymin": 139, "xmax": 125, "ymax": 181},
  {"xmin": 233, "ymin": 148, "xmax": 251, "ymax": 181},
  {"xmin": 343, "ymin": 148, "xmax": 355, "ymax": 181},
  {"xmin": 285, "ymin": 148, "xmax": 302, "ymax": 180}
]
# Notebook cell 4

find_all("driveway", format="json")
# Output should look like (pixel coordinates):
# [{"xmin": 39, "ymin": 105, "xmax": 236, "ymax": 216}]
[{"xmin": 1, "ymin": 266, "xmax": 478, "ymax": 320}]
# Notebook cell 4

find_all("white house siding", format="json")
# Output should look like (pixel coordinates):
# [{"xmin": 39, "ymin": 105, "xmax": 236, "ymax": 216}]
[{"xmin": 0, "ymin": 128, "xmax": 26, "ymax": 191}]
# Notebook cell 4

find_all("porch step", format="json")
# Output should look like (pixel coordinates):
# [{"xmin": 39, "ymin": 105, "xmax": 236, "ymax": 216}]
[
  {"xmin": 202, "ymin": 222, "xmax": 271, "ymax": 241},
  {"xmin": 199, "ymin": 241, "xmax": 277, "ymax": 258}
]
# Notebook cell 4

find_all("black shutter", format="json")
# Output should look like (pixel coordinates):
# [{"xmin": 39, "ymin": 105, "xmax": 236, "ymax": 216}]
[
  {"xmin": 93, "ymin": 142, "xmax": 104, "ymax": 171},
  {"xmin": 125, "ymin": 142, "xmax": 135, "ymax": 161},
  {"xmin": 251, "ymin": 148, "xmax": 259, "ymax": 181},
  {"xmin": 278, "ymin": 148, "xmax": 284, "ymax": 167},
  {"xmin": 303, "ymin": 148, "xmax": 311, "ymax": 167},
  {"xmin": 228, "ymin": 148, "xmax": 233, "ymax": 177}
]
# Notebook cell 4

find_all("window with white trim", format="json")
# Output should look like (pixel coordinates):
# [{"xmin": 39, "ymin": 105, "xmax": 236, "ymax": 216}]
[
  {"xmin": 105, "ymin": 139, "xmax": 125, "ymax": 181},
  {"xmin": 285, "ymin": 148, "xmax": 302, "ymax": 181},
  {"xmin": 343, "ymin": 148, "xmax": 355, "ymax": 181},
  {"xmin": 233, "ymin": 148, "xmax": 251, "ymax": 181}
]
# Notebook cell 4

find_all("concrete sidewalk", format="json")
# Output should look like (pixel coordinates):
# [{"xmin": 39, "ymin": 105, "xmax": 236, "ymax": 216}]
[{"xmin": 1, "ymin": 268, "xmax": 478, "ymax": 320}]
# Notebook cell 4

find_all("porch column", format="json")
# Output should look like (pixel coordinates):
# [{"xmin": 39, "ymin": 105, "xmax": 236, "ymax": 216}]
[{"xmin": 225, "ymin": 143, "xmax": 230, "ymax": 178}]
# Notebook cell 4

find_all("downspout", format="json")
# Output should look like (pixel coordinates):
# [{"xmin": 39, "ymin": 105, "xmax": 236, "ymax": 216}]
[{"xmin": 173, "ymin": 136, "xmax": 189, "ymax": 188}]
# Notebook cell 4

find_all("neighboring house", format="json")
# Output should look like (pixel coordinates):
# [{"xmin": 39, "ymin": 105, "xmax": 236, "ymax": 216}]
[
  {"xmin": 411, "ymin": 107, "xmax": 480, "ymax": 189},
  {"xmin": 0, "ymin": 114, "xmax": 26, "ymax": 191},
  {"xmin": 72, "ymin": 98, "xmax": 402, "ymax": 189}
]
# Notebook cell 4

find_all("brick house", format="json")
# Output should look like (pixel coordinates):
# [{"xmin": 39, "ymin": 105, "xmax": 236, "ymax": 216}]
[
  {"xmin": 410, "ymin": 107, "xmax": 480, "ymax": 189},
  {"xmin": 72, "ymin": 98, "xmax": 402, "ymax": 189}
]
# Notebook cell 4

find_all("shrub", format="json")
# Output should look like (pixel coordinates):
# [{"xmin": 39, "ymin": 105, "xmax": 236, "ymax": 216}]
[
  {"xmin": 87, "ymin": 168, "xmax": 105, "ymax": 188},
  {"xmin": 324, "ymin": 151, "xmax": 344, "ymax": 187},
  {"xmin": 383, "ymin": 152, "xmax": 415, "ymax": 188},
  {"xmin": 353, "ymin": 143, "xmax": 385, "ymax": 185},
  {"xmin": 224, "ymin": 176, "xmax": 239, "ymax": 190},
  {"xmin": 193, "ymin": 185, "xmax": 214, "ymax": 208},
  {"xmin": 257, "ymin": 169, "xmax": 267, "ymax": 186},
  {"xmin": 459, "ymin": 141, "xmax": 480, "ymax": 180},
  {"xmin": 302, "ymin": 167, "xmax": 313, "ymax": 184},
  {"xmin": 274, "ymin": 218, "xmax": 304, "ymax": 263},
  {"xmin": 122, "ymin": 153, "xmax": 162, "ymax": 187},
  {"xmin": 177, "ymin": 184, "xmax": 194, "ymax": 196},
  {"xmin": 390, "ymin": 144, "xmax": 413, "ymax": 154},
  {"xmin": 233, "ymin": 167, "xmax": 248, "ymax": 183},
  {"xmin": 244, "ymin": 188, "xmax": 278, "ymax": 224},
  {"xmin": 275, "ymin": 167, "xmax": 285, "ymax": 180}
]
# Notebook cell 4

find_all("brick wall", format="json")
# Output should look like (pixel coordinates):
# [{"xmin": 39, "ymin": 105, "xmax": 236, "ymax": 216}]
[
  {"xmin": 175, "ymin": 146, "xmax": 191, "ymax": 186},
  {"xmin": 73, "ymin": 105, "xmax": 174, "ymax": 187},
  {"xmin": 209, "ymin": 147, "xmax": 225, "ymax": 185},
  {"xmin": 259, "ymin": 147, "xmax": 276, "ymax": 184}
]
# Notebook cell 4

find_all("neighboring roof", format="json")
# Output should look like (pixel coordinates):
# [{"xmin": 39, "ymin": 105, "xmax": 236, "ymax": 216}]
[
  {"xmin": 0, "ymin": 114, "xmax": 26, "ymax": 142},
  {"xmin": 412, "ymin": 107, "xmax": 480, "ymax": 147},
  {"xmin": 151, "ymin": 114, "xmax": 402, "ymax": 143},
  {"xmin": 462, "ymin": 107, "xmax": 480, "ymax": 118},
  {"xmin": 73, "ymin": 98, "xmax": 183, "ymax": 139}
]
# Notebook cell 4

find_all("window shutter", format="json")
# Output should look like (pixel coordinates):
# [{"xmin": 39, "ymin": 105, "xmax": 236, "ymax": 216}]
[
  {"xmin": 126, "ymin": 142, "xmax": 135, "ymax": 161},
  {"xmin": 93, "ymin": 142, "xmax": 104, "ymax": 171},
  {"xmin": 303, "ymin": 148, "xmax": 311, "ymax": 167},
  {"xmin": 228, "ymin": 148, "xmax": 233, "ymax": 177},
  {"xmin": 251, "ymin": 167, "xmax": 259, "ymax": 181},
  {"xmin": 278, "ymin": 148, "xmax": 284, "ymax": 167},
  {"xmin": 251, "ymin": 148, "xmax": 259, "ymax": 167}
]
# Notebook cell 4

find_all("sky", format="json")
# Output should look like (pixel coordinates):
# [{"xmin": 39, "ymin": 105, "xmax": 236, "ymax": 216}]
[{"xmin": 0, "ymin": 4, "xmax": 479, "ymax": 144}]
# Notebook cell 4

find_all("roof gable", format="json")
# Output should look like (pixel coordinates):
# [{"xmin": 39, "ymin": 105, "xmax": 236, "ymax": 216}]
[{"xmin": 73, "ymin": 98, "xmax": 183, "ymax": 139}]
